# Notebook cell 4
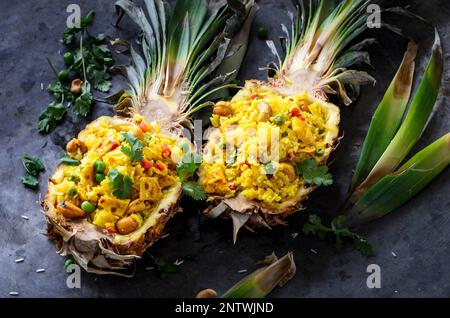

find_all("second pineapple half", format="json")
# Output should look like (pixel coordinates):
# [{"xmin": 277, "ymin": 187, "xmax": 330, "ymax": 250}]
[{"xmin": 199, "ymin": 0, "xmax": 376, "ymax": 238}]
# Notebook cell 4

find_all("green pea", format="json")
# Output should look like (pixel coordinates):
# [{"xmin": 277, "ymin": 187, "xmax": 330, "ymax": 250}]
[
  {"xmin": 63, "ymin": 52, "xmax": 74, "ymax": 66},
  {"xmin": 257, "ymin": 27, "xmax": 268, "ymax": 39},
  {"xmin": 68, "ymin": 175, "xmax": 80, "ymax": 183},
  {"xmin": 94, "ymin": 160, "xmax": 106, "ymax": 172},
  {"xmin": 67, "ymin": 187, "xmax": 77, "ymax": 197},
  {"xmin": 316, "ymin": 148, "xmax": 325, "ymax": 156},
  {"xmin": 58, "ymin": 70, "xmax": 70, "ymax": 82},
  {"xmin": 95, "ymin": 173, "xmax": 105, "ymax": 183},
  {"xmin": 81, "ymin": 201, "xmax": 96, "ymax": 213},
  {"xmin": 273, "ymin": 114, "xmax": 285, "ymax": 126}
]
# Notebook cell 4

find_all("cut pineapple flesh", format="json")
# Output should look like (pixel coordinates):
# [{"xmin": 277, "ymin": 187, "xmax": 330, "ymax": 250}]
[
  {"xmin": 199, "ymin": 84, "xmax": 340, "ymax": 207},
  {"xmin": 47, "ymin": 116, "xmax": 182, "ymax": 234}
]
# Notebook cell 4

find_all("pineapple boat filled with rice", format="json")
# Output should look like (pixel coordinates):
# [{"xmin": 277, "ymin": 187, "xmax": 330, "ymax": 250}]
[
  {"xmin": 46, "ymin": 116, "xmax": 181, "ymax": 237},
  {"xmin": 199, "ymin": 0, "xmax": 376, "ymax": 238}
]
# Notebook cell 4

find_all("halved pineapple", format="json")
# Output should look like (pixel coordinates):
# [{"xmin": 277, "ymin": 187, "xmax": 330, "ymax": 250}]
[
  {"xmin": 43, "ymin": 116, "xmax": 183, "ymax": 274},
  {"xmin": 199, "ymin": 0, "xmax": 375, "ymax": 238},
  {"xmin": 42, "ymin": 0, "xmax": 256, "ymax": 275}
]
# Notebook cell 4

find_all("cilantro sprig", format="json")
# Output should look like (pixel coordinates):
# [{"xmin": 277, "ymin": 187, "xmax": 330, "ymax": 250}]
[
  {"xmin": 176, "ymin": 153, "xmax": 206, "ymax": 201},
  {"xmin": 120, "ymin": 132, "xmax": 143, "ymax": 162},
  {"xmin": 303, "ymin": 214, "xmax": 373, "ymax": 256},
  {"xmin": 107, "ymin": 169, "xmax": 133, "ymax": 199},
  {"xmin": 296, "ymin": 159, "xmax": 333, "ymax": 186},
  {"xmin": 39, "ymin": 10, "xmax": 115, "ymax": 133}
]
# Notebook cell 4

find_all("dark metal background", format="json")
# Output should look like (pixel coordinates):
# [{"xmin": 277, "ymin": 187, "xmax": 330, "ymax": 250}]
[{"xmin": 0, "ymin": 0, "xmax": 449, "ymax": 297}]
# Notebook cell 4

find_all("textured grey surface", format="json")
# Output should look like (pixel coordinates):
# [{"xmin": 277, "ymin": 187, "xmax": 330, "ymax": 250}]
[{"xmin": 0, "ymin": 0, "xmax": 449, "ymax": 298}]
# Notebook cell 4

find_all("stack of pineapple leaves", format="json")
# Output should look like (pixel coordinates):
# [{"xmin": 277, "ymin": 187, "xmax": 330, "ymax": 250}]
[
  {"xmin": 39, "ymin": 10, "xmax": 115, "ymax": 133},
  {"xmin": 304, "ymin": 31, "xmax": 446, "ymax": 255}
]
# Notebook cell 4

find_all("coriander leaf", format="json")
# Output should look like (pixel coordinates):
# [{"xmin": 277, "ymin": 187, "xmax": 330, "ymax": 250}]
[
  {"xmin": 182, "ymin": 181, "xmax": 206, "ymax": 201},
  {"xmin": 151, "ymin": 256, "xmax": 179, "ymax": 279},
  {"xmin": 22, "ymin": 155, "xmax": 45, "ymax": 176},
  {"xmin": 120, "ymin": 132, "xmax": 143, "ymax": 162},
  {"xmin": 296, "ymin": 159, "xmax": 333, "ymax": 186},
  {"xmin": 62, "ymin": 27, "xmax": 79, "ymax": 45},
  {"xmin": 108, "ymin": 169, "xmax": 133, "ymax": 199},
  {"xmin": 60, "ymin": 155, "xmax": 80, "ymax": 166},
  {"xmin": 38, "ymin": 102, "xmax": 67, "ymax": 133},
  {"xmin": 303, "ymin": 214, "xmax": 373, "ymax": 256},
  {"xmin": 353, "ymin": 237, "xmax": 373, "ymax": 257},
  {"xmin": 302, "ymin": 214, "xmax": 330, "ymax": 239},
  {"xmin": 176, "ymin": 154, "xmax": 201, "ymax": 182},
  {"xmin": 22, "ymin": 175, "xmax": 39, "ymax": 190},
  {"xmin": 88, "ymin": 67, "xmax": 112, "ymax": 92},
  {"xmin": 73, "ymin": 82, "xmax": 93, "ymax": 116},
  {"xmin": 47, "ymin": 81, "xmax": 76, "ymax": 101}
]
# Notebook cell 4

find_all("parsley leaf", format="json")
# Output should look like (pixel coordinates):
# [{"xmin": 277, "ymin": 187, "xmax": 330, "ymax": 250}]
[
  {"xmin": 296, "ymin": 159, "xmax": 333, "ymax": 186},
  {"xmin": 302, "ymin": 214, "xmax": 373, "ymax": 256},
  {"xmin": 182, "ymin": 181, "xmax": 207, "ymax": 201},
  {"xmin": 120, "ymin": 132, "xmax": 143, "ymax": 162},
  {"xmin": 38, "ymin": 102, "xmax": 67, "ymax": 133},
  {"xmin": 108, "ymin": 169, "xmax": 133, "ymax": 199},
  {"xmin": 22, "ymin": 155, "xmax": 45, "ymax": 177},
  {"xmin": 73, "ymin": 82, "xmax": 93, "ymax": 116},
  {"xmin": 21, "ymin": 175, "xmax": 39, "ymax": 190}
]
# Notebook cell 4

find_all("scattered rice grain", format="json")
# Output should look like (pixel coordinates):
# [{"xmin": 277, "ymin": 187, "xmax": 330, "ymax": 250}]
[
  {"xmin": 15, "ymin": 258, "xmax": 24, "ymax": 263},
  {"xmin": 36, "ymin": 268, "xmax": 45, "ymax": 273},
  {"xmin": 238, "ymin": 269, "xmax": 248, "ymax": 273},
  {"xmin": 21, "ymin": 215, "xmax": 29, "ymax": 220}
]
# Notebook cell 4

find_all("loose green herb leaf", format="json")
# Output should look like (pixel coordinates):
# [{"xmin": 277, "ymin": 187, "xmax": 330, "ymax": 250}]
[
  {"xmin": 151, "ymin": 256, "xmax": 179, "ymax": 279},
  {"xmin": 296, "ymin": 159, "xmax": 333, "ymax": 186},
  {"xmin": 120, "ymin": 132, "xmax": 143, "ymax": 162},
  {"xmin": 89, "ymin": 68, "xmax": 112, "ymax": 92},
  {"xmin": 47, "ymin": 81, "xmax": 76, "ymax": 101},
  {"xmin": 108, "ymin": 169, "xmax": 133, "ymax": 199},
  {"xmin": 38, "ymin": 102, "xmax": 67, "ymax": 133},
  {"xmin": 73, "ymin": 82, "xmax": 93, "ymax": 116},
  {"xmin": 302, "ymin": 214, "xmax": 373, "ymax": 256},
  {"xmin": 182, "ymin": 181, "xmax": 207, "ymax": 201},
  {"xmin": 22, "ymin": 155, "xmax": 45, "ymax": 176},
  {"xmin": 60, "ymin": 155, "xmax": 81, "ymax": 166},
  {"xmin": 62, "ymin": 27, "xmax": 79, "ymax": 45},
  {"xmin": 21, "ymin": 175, "xmax": 39, "ymax": 190},
  {"xmin": 176, "ymin": 154, "xmax": 201, "ymax": 181}
]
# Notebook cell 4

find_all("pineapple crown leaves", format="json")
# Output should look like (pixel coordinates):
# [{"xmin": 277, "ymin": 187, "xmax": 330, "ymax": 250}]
[
  {"xmin": 114, "ymin": 0, "xmax": 256, "ymax": 129},
  {"xmin": 269, "ymin": 0, "xmax": 376, "ymax": 105}
]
